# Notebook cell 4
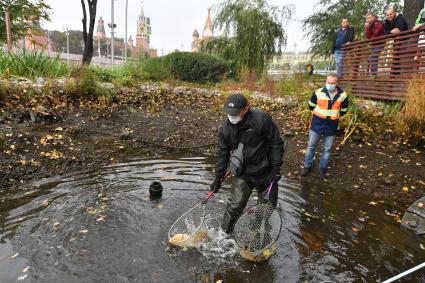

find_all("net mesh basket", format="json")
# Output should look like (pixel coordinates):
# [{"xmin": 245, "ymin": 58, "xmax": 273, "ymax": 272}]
[
  {"xmin": 233, "ymin": 203, "xmax": 282, "ymax": 261},
  {"xmin": 168, "ymin": 203, "xmax": 209, "ymax": 247}
]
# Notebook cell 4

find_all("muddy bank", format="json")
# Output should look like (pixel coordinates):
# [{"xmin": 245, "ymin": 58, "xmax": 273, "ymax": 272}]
[{"xmin": 0, "ymin": 80, "xmax": 424, "ymax": 206}]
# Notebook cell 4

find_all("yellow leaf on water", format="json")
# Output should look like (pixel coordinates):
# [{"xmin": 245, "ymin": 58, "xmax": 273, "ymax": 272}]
[
  {"xmin": 402, "ymin": 186, "xmax": 409, "ymax": 192},
  {"xmin": 369, "ymin": 201, "xmax": 378, "ymax": 206}
]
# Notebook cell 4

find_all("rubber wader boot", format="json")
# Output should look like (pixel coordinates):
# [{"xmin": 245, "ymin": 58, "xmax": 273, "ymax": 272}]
[{"xmin": 221, "ymin": 211, "xmax": 239, "ymax": 234}]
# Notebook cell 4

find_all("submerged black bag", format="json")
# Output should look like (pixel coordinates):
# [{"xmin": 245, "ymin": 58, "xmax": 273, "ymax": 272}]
[{"xmin": 230, "ymin": 143, "xmax": 244, "ymax": 176}]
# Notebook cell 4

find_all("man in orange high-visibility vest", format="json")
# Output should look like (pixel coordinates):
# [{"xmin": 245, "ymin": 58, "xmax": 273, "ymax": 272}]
[{"xmin": 301, "ymin": 73, "xmax": 349, "ymax": 179}]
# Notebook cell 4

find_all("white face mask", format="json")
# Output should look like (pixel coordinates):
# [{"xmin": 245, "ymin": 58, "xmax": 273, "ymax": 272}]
[{"xmin": 228, "ymin": 115, "xmax": 242, "ymax": 124}]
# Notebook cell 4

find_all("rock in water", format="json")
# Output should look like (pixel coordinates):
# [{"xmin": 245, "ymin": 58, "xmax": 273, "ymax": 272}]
[{"xmin": 401, "ymin": 196, "xmax": 425, "ymax": 234}]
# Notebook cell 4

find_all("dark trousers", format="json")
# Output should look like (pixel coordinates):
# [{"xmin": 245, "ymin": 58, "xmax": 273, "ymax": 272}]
[{"xmin": 221, "ymin": 174, "xmax": 278, "ymax": 234}]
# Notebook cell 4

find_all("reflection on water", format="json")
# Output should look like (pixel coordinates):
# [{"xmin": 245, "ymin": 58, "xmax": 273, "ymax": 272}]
[{"xmin": 0, "ymin": 152, "xmax": 424, "ymax": 283}]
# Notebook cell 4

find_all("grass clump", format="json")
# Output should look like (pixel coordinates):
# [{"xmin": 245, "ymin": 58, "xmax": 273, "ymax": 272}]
[
  {"xmin": 277, "ymin": 73, "xmax": 306, "ymax": 96},
  {"xmin": 0, "ymin": 80, "xmax": 11, "ymax": 106},
  {"xmin": 399, "ymin": 75, "xmax": 425, "ymax": 145},
  {"xmin": 0, "ymin": 51, "xmax": 69, "ymax": 79},
  {"xmin": 68, "ymin": 66, "xmax": 115, "ymax": 107}
]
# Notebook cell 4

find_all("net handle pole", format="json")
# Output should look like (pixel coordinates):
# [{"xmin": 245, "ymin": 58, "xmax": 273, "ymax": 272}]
[
  {"xmin": 265, "ymin": 181, "xmax": 274, "ymax": 198},
  {"xmin": 382, "ymin": 262, "xmax": 425, "ymax": 283},
  {"xmin": 202, "ymin": 171, "xmax": 231, "ymax": 204}
]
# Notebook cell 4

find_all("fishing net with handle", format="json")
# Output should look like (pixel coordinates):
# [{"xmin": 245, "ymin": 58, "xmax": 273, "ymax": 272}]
[{"xmin": 233, "ymin": 181, "xmax": 282, "ymax": 262}]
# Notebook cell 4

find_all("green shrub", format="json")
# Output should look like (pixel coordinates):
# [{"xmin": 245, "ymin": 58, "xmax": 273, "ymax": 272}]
[
  {"xmin": 141, "ymin": 56, "xmax": 171, "ymax": 81},
  {"xmin": 277, "ymin": 73, "xmax": 309, "ymax": 97},
  {"xmin": 0, "ymin": 50, "xmax": 69, "ymax": 79},
  {"xmin": 90, "ymin": 66, "xmax": 119, "ymax": 83},
  {"xmin": 166, "ymin": 52, "xmax": 232, "ymax": 83}
]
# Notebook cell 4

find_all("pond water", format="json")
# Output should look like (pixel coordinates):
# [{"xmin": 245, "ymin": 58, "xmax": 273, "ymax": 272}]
[{"xmin": 0, "ymin": 152, "xmax": 424, "ymax": 283}]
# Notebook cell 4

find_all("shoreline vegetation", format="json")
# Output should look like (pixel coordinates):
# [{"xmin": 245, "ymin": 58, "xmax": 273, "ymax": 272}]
[{"xmin": 1, "ymin": 51, "xmax": 424, "ymax": 206}]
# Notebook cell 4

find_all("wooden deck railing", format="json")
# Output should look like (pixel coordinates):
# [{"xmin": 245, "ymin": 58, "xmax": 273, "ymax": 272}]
[{"xmin": 340, "ymin": 26, "xmax": 425, "ymax": 100}]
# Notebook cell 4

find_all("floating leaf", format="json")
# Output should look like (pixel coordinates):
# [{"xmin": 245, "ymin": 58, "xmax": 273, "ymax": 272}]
[
  {"xmin": 369, "ymin": 201, "xmax": 378, "ymax": 206},
  {"xmin": 9, "ymin": 253, "xmax": 19, "ymax": 259},
  {"xmin": 40, "ymin": 150, "xmax": 63, "ymax": 160},
  {"xmin": 96, "ymin": 216, "xmax": 106, "ymax": 222},
  {"xmin": 402, "ymin": 186, "xmax": 409, "ymax": 192},
  {"xmin": 17, "ymin": 274, "xmax": 28, "ymax": 281},
  {"xmin": 79, "ymin": 229, "xmax": 88, "ymax": 234}
]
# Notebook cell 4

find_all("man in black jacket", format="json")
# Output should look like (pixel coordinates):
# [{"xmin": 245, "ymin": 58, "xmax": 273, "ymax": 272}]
[
  {"xmin": 210, "ymin": 93, "xmax": 285, "ymax": 234},
  {"xmin": 384, "ymin": 7, "xmax": 408, "ymax": 34},
  {"xmin": 332, "ymin": 18, "xmax": 355, "ymax": 77},
  {"xmin": 384, "ymin": 7, "xmax": 409, "ymax": 76}
]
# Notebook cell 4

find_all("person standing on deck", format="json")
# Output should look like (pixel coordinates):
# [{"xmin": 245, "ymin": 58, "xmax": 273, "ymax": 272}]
[
  {"xmin": 412, "ymin": 7, "xmax": 425, "ymax": 31},
  {"xmin": 332, "ymin": 18, "xmax": 355, "ymax": 78},
  {"xmin": 364, "ymin": 12, "xmax": 385, "ymax": 75},
  {"xmin": 383, "ymin": 7, "xmax": 409, "ymax": 77}
]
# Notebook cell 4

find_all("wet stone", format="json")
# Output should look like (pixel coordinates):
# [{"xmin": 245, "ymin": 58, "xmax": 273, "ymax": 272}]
[
  {"xmin": 351, "ymin": 135, "xmax": 363, "ymax": 142},
  {"xmin": 408, "ymin": 220, "xmax": 417, "ymax": 228},
  {"xmin": 384, "ymin": 177, "xmax": 395, "ymax": 186},
  {"xmin": 121, "ymin": 130, "xmax": 133, "ymax": 140},
  {"xmin": 283, "ymin": 129, "xmax": 295, "ymax": 138}
]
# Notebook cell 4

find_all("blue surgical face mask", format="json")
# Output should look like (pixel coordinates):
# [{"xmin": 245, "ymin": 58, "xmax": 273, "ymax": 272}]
[
  {"xmin": 326, "ymin": 84, "xmax": 337, "ymax": 92},
  {"xmin": 228, "ymin": 115, "xmax": 242, "ymax": 124}
]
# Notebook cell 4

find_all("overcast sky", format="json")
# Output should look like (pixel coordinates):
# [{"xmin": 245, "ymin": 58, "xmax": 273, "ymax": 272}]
[{"xmin": 42, "ymin": 0, "xmax": 317, "ymax": 54}]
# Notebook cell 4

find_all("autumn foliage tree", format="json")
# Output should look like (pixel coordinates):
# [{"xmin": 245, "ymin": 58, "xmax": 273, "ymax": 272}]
[{"xmin": 0, "ymin": 0, "xmax": 50, "ymax": 43}]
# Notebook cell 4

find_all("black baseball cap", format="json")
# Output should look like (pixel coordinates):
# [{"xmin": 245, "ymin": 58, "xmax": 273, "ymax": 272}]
[{"xmin": 224, "ymin": 93, "xmax": 248, "ymax": 115}]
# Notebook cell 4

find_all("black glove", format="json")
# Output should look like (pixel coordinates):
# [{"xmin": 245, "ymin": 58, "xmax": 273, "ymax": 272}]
[
  {"xmin": 210, "ymin": 178, "xmax": 222, "ymax": 193},
  {"xmin": 268, "ymin": 166, "xmax": 281, "ymax": 185}
]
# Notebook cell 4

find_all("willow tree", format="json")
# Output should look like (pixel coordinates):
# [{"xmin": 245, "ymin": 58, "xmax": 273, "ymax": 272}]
[
  {"xmin": 303, "ymin": 0, "xmax": 402, "ymax": 58},
  {"xmin": 214, "ymin": 0, "xmax": 293, "ymax": 75}
]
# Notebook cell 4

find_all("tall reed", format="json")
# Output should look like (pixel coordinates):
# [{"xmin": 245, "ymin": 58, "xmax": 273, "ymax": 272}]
[
  {"xmin": 399, "ymin": 75, "xmax": 425, "ymax": 144},
  {"xmin": 0, "ymin": 51, "xmax": 69, "ymax": 79}
]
